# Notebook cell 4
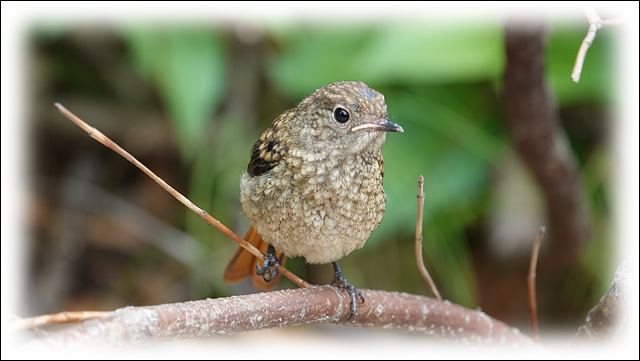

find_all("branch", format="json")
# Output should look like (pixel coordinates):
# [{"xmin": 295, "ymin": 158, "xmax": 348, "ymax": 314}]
[
  {"xmin": 573, "ymin": 261, "xmax": 632, "ymax": 342},
  {"xmin": 571, "ymin": 6, "xmax": 626, "ymax": 83},
  {"xmin": 27, "ymin": 287, "xmax": 537, "ymax": 349},
  {"xmin": 54, "ymin": 103, "xmax": 310, "ymax": 289},
  {"xmin": 12, "ymin": 311, "xmax": 109, "ymax": 330},
  {"xmin": 527, "ymin": 226, "xmax": 545, "ymax": 341},
  {"xmin": 415, "ymin": 175, "xmax": 442, "ymax": 301}
]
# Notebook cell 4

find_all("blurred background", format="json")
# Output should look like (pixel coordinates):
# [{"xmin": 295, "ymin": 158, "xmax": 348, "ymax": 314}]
[{"xmin": 5, "ymin": 2, "xmax": 636, "ymax": 347}]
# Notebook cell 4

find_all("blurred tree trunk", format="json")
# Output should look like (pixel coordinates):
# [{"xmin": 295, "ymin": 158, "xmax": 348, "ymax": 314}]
[{"xmin": 503, "ymin": 21, "xmax": 590, "ymax": 313}]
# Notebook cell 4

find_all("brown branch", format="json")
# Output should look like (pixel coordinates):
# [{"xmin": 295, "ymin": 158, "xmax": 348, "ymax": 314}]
[
  {"xmin": 28, "ymin": 287, "xmax": 537, "ymax": 350},
  {"xmin": 11, "ymin": 311, "xmax": 110, "ymax": 330},
  {"xmin": 527, "ymin": 226, "xmax": 545, "ymax": 342},
  {"xmin": 571, "ymin": 6, "xmax": 626, "ymax": 83},
  {"xmin": 415, "ymin": 175, "xmax": 442, "ymax": 301},
  {"xmin": 54, "ymin": 103, "xmax": 310, "ymax": 289},
  {"xmin": 573, "ymin": 261, "xmax": 632, "ymax": 342}
]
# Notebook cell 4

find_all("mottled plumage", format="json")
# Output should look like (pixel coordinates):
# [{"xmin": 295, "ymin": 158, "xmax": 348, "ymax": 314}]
[
  {"xmin": 240, "ymin": 81, "xmax": 401, "ymax": 263},
  {"xmin": 225, "ymin": 81, "xmax": 402, "ymax": 317}
]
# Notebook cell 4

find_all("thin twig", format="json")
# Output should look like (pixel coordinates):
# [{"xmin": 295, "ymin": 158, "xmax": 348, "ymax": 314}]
[
  {"xmin": 415, "ymin": 175, "xmax": 442, "ymax": 301},
  {"xmin": 54, "ymin": 103, "xmax": 310, "ymax": 289},
  {"xmin": 12, "ymin": 311, "xmax": 110, "ymax": 330},
  {"xmin": 571, "ymin": 6, "xmax": 626, "ymax": 83},
  {"xmin": 527, "ymin": 226, "xmax": 545, "ymax": 342}
]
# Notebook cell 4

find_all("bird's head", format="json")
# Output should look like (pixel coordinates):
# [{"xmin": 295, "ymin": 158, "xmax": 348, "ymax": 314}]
[{"xmin": 290, "ymin": 81, "xmax": 403, "ymax": 155}]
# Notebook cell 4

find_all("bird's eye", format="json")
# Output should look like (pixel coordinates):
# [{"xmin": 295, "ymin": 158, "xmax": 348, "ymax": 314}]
[{"xmin": 333, "ymin": 107, "xmax": 350, "ymax": 123}]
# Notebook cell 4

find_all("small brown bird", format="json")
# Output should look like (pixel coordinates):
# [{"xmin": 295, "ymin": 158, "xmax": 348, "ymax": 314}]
[{"xmin": 224, "ymin": 81, "xmax": 403, "ymax": 318}]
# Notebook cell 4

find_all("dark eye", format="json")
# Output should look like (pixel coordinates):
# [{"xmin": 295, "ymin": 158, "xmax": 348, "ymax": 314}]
[{"xmin": 333, "ymin": 107, "xmax": 350, "ymax": 123}]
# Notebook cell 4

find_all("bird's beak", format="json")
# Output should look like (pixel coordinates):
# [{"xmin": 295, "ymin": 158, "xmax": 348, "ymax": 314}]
[{"xmin": 351, "ymin": 118, "xmax": 404, "ymax": 133}]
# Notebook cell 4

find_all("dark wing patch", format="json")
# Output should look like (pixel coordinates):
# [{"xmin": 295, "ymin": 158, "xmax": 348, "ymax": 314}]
[
  {"xmin": 247, "ymin": 138, "xmax": 287, "ymax": 176},
  {"xmin": 247, "ymin": 111, "xmax": 291, "ymax": 177}
]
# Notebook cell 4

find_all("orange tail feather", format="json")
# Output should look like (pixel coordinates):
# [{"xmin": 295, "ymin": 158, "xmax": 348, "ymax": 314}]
[{"xmin": 223, "ymin": 225, "xmax": 285, "ymax": 291}]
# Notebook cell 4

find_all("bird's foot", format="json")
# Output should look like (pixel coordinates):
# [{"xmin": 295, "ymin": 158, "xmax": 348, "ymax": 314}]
[
  {"xmin": 331, "ymin": 261, "xmax": 365, "ymax": 320},
  {"xmin": 256, "ymin": 244, "xmax": 279, "ymax": 282}
]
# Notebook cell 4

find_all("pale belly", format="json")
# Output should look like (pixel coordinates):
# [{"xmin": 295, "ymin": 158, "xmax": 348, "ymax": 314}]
[{"xmin": 239, "ymin": 156, "xmax": 386, "ymax": 264}]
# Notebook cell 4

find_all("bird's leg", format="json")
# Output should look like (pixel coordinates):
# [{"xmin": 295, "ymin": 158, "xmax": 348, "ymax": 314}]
[
  {"xmin": 256, "ymin": 244, "xmax": 279, "ymax": 282},
  {"xmin": 331, "ymin": 261, "xmax": 365, "ymax": 320}
]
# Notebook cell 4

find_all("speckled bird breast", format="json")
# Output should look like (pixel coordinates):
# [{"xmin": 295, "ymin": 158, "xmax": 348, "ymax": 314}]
[{"xmin": 239, "ymin": 148, "xmax": 386, "ymax": 264}]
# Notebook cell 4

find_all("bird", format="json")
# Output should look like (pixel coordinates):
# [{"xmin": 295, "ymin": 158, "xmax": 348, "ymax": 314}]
[{"xmin": 223, "ymin": 80, "xmax": 403, "ymax": 319}]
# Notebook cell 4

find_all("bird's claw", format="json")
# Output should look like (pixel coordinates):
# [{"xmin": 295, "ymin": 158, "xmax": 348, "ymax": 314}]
[
  {"xmin": 256, "ymin": 244, "xmax": 279, "ymax": 282},
  {"xmin": 331, "ymin": 262, "xmax": 365, "ymax": 320}
]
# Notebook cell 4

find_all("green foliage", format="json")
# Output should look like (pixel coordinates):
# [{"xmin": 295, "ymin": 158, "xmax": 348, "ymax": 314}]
[
  {"xmin": 268, "ymin": 23, "xmax": 504, "ymax": 97},
  {"xmin": 125, "ymin": 26, "xmax": 228, "ymax": 159}
]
